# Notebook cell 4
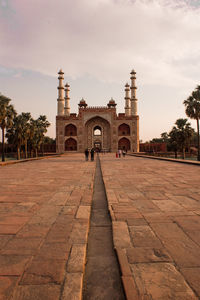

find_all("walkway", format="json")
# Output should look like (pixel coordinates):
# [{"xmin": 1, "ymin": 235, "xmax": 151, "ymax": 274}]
[
  {"xmin": 83, "ymin": 157, "xmax": 125, "ymax": 300},
  {"xmin": 100, "ymin": 154, "xmax": 200, "ymax": 299}
]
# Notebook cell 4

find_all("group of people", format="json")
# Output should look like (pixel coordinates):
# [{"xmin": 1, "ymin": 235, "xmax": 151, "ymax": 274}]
[
  {"xmin": 116, "ymin": 149, "xmax": 126, "ymax": 158},
  {"xmin": 84, "ymin": 148, "xmax": 95, "ymax": 161},
  {"xmin": 85, "ymin": 148, "xmax": 127, "ymax": 161}
]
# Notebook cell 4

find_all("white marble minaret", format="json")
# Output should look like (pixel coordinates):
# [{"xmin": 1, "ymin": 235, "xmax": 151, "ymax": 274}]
[
  {"xmin": 57, "ymin": 69, "xmax": 65, "ymax": 116},
  {"xmin": 124, "ymin": 83, "xmax": 131, "ymax": 116},
  {"xmin": 130, "ymin": 69, "xmax": 138, "ymax": 116},
  {"xmin": 64, "ymin": 83, "xmax": 70, "ymax": 116}
]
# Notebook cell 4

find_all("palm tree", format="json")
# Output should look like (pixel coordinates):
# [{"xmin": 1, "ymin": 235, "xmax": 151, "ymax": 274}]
[
  {"xmin": 29, "ymin": 115, "xmax": 50, "ymax": 157},
  {"xmin": 169, "ymin": 118, "xmax": 194, "ymax": 159},
  {"xmin": 168, "ymin": 128, "xmax": 178, "ymax": 158},
  {"xmin": 6, "ymin": 115, "xmax": 24, "ymax": 160},
  {"xmin": 0, "ymin": 94, "xmax": 16, "ymax": 161},
  {"xmin": 29, "ymin": 118, "xmax": 37, "ymax": 157},
  {"xmin": 183, "ymin": 86, "xmax": 200, "ymax": 161},
  {"xmin": 37, "ymin": 115, "xmax": 50, "ymax": 156},
  {"xmin": 21, "ymin": 112, "xmax": 31, "ymax": 158},
  {"xmin": 6, "ymin": 113, "xmax": 33, "ymax": 160}
]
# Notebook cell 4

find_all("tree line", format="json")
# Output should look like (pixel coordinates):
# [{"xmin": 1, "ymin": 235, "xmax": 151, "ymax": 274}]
[
  {"xmin": 0, "ymin": 94, "xmax": 50, "ymax": 162},
  {"xmin": 150, "ymin": 85, "xmax": 200, "ymax": 161}
]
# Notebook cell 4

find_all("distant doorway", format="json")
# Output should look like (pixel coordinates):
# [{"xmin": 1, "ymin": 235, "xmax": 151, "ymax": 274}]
[
  {"xmin": 118, "ymin": 123, "xmax": 130, "ymax": 136},
  {"xmin": 65, "ymin": 138, "xmax": 77, "ymax": 151},
  {"xmin": 118, "ymin": 137, "xmax": 130, "ymax": 150},
  {"xmin": 94, "ymin": 141, "xmax": 101, "ymax": 152}
]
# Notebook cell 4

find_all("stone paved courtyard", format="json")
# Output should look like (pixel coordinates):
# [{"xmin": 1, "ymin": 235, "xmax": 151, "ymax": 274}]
[
  {"xmin": 101, "ymin": 154, "xmax": 200, "ymax": 299},
  {"xmin": 0, "ymin": 154, "xmax": 95, "ymax": 300},
  {"xmin": 0, "ymin": 153, "xmax": 200, "ymax": 299}
]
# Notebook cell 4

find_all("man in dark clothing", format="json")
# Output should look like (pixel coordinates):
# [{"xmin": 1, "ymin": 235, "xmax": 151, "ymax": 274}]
[
  {"xmin": 90, "ymin": 148, "xmax": 95, "ymax": 161},
  {"xmin": 85, "ymin": 149, "xmax": 89, "ymax": 161}
]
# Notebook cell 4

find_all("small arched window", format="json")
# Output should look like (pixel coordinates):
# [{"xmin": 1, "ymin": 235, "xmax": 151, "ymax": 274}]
[
  {"xmin": 118, "ymin": 123, "xmax": 130, "ymax": 136},
  {"xmin": 65, "ymin": 124, "xmax": 77, "ymax": 136}
]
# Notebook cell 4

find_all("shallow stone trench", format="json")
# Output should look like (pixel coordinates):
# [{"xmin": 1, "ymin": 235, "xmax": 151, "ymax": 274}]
[{"xmin": 82, "ymin": 156, "xmax": 125, "ymax": 300}]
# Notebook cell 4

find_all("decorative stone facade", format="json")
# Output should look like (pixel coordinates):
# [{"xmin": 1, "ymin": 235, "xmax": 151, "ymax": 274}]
[{"xmin": 56, "ymin": 70, "xmax": 139, "ymax": 153}]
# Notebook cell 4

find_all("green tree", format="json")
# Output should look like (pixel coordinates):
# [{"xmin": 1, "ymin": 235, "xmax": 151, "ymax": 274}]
[
  {"xmin": 168, "ymin": 127, "xmax": 179, "ymax": 158},
  {"xmin": 0, "ymin": 94, "xmax": 16, "ymax": 161},
  {"xmin": 161, "ymin": 132, "xmax": 169, "ymax": 143},
  {"xmin": 29, "ymin": 115, "xmax": 50, "ymax": 157},
  {"xmin": 150, "ymin": 138, "xmax": 163, "ymax": 143},
  {"xmin": 169, "ymin": 118, "xmax": 194, "ymax": 159},
  {"xmin": 43, "ymin": 136, "xmax": 56, "ymax": 144},
  {"xmin": 183, "ymin": 85, "xmax": 200, "ymax": 161},
  {"xmin": 21, "ymin": 112, "xmax": 31, "ymax": 158},
  {"xmin": 6, "ymin": 114, "xmax": 24, "ymax": 160},
  {"xmin": 150, "ymin": 132, "xmax": 169, "ymax": 144},
  {"xmin": 7, "ymin": 113, "xmax": 32, "ymax": 160}
]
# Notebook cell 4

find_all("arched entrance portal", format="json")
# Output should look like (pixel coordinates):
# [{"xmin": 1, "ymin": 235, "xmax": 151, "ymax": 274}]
[
  {"xmin": 118, "ymin": 137, "xmax": 130, "ymax": 150},
  {"xmin": 85, "ymin": 117, "xmax": 111, "ymax": 151},
  {"xmin": 65, "ymin": 138, "xmax": 77, "ymax": 151},
  {"xmin": 93, "ymin": 125, "xmax": 102, "ymax": 151}
]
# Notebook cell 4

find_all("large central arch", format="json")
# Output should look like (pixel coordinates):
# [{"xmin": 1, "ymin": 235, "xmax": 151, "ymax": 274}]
[{"xmin": 85, "ymin": 116, "xmax": 111, "ymax": 150}]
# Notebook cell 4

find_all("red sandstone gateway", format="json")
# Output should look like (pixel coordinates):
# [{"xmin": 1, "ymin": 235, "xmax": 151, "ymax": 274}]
[{"xmin": 56, "ymin": 69, "xmax": 139, "ymax": 153}]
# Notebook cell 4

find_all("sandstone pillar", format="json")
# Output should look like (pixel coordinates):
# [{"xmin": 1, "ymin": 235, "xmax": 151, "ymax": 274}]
[
  {"xmin": 57, "ymin": 69, "xmax": 65, "ymax": 116},
  {"xmin": 124, "ymin": 83, "xmax": 131, "ymax": 116},
  {"xmin": 130, "ymin": 69, "xmax": 138, "ymax": 116},
  {"xmin": 64, "ymin": 83, "xmax": 70, "ymax": 116}
]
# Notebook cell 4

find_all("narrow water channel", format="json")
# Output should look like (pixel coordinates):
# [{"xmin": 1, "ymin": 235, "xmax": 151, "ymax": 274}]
[{"xmin": 82, "ymin": 156, "xmax": 125, "ymax": 300}]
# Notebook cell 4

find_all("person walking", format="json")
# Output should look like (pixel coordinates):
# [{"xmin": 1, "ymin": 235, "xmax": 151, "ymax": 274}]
[
  {"xmin": 84, "ymin": 148, "xmax": 89, "ymax": 161},
  {"xmin": 118, "ymin": 149, "xmax": 121, "ymax": 158},
  {"xmin": 122, "ymin": 149, "xmax": 126, "ymax": 157},
  {"xmin": 90, "ymin": 148, "xmax": 95, "ymax": 161}
]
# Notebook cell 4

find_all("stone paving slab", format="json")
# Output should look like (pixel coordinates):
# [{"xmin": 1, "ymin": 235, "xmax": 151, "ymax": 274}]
[
  {"xmin": 0, "ymin": 154, "xmax": 96, "ymax": 300},
  {"xmin": 100, "ymin": 153, "xmax": 200, "ymax": 300}
]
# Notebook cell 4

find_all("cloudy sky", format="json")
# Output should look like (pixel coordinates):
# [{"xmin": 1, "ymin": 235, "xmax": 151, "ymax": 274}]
[{"xmin": 0, "ymin": 0, "xmax": 200, "ymax": 141}]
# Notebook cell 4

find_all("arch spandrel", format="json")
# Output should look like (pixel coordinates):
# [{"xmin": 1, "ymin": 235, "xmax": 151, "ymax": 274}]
[
  {"xmin": 85, "ymin": 116, "xmax": 110, "ymax": 126},
  {"xmin": 83, "ymin": 113, "xmax": 111, "ymax": 125}
]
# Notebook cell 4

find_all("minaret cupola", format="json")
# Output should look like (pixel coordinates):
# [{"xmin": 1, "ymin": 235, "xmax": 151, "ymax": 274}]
[
  {"xmin": 78, "ymin": 98, "xmax": 88, "ymax": 108},
  {"xmin": 107, "ymin": 98, "xmax": 117, "ymax": 108}
]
